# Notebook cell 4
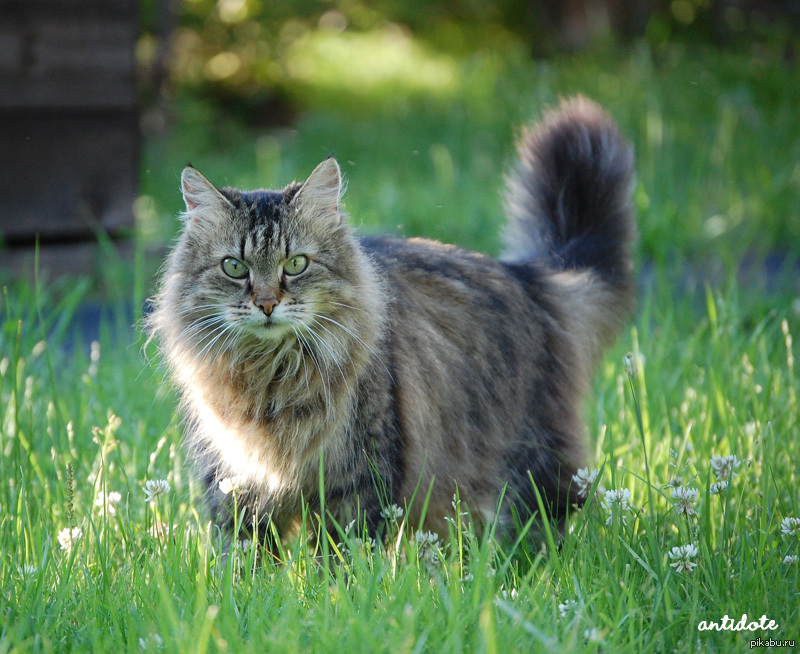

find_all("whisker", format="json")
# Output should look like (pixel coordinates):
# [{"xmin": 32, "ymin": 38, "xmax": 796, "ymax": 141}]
[
  {"xmin": 320, "ymin": 300, "xmax": 366, "ymax": 313},
  {"xmin": 308, "ymin": 312, "xmax": 393, "ymax": 380},
  {"xmin": 294, "ymin": 327, "xmax": 331, "ymax": 411},
  {"xmin": 178, "ymin": 323, "xmax": 227, "ymax": 355},
  {"xmin": 308, "ymin": 317, "xmax": 352, "ymax": 357},
  {"xmin": 174, "ymin": 303, "xmax": 223, "ymax": 317},
  {"xmin": 195, "ymin": 323, "xmax": 236, "ymax": 361},
  {"xmin": 307, "ymin": 318, "xmax": 357, "ymax": 381},
  {"xmin": 303, "ymin": 321, "xmax": 351, "ymax": 395},
  {"xmin": 210, "ymin": 324, "xmax": 241, "ymax": 367},
  {"xmin": 290, "ymin": 326, "xmax": 312, "ymax": 396},
  {"xmin": 175, "ymin": 314, "xmax": 226, "ymax": 343}
]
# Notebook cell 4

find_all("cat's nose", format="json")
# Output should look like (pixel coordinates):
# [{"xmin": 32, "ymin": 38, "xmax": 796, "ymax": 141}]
[{"xmin": 254, "ymin": 295, "xmax": 279, "ymax": 316}]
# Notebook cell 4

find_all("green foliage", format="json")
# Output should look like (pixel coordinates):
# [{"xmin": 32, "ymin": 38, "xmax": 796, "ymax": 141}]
[
  {"xmin": 143, "ymin": 39, "xmax": 800, "ymax": 265},
  {"xmin": 159, "ymin": 0, "xmax": 798, "ymax": 102},
  {"xmin": 1, "ymin": 255, "xmax": 799, "ymax": 651}
]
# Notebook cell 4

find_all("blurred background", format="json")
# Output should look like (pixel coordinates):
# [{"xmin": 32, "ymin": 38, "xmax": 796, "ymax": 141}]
[{"xmin": 1, "ymin": 0, "xmax": 799, "ymax": 302}]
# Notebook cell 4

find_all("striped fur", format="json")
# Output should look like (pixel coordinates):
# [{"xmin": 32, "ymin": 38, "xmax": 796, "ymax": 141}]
[{"xmin": 147, "ymin": 98, "xmax": 636, "ymax": 544}]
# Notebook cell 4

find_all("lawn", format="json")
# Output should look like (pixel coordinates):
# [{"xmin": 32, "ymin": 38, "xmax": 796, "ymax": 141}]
[{"xmin": 1, "ymin": 34, "xmax": 799, "ymax": 653}]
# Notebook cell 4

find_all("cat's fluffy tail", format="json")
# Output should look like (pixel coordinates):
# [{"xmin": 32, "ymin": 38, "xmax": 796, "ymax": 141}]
[{"xmin": 503, "ymin": 97, "xmax": 637, "ymax": 358}]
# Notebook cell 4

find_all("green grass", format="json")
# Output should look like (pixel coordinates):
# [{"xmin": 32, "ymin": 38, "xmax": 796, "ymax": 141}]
[
  {"xmin": 3, "ymin": 35, "xmax": 800, "ymax": 653},
  {"xmin": 2, "ymin": 258, "xmax": 798, "ymax": 652}
]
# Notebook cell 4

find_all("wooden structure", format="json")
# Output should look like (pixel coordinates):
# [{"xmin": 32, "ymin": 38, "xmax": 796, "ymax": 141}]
[{"xmin": 0, "ymin": 0, "xmax": 138, "ymax": 274}]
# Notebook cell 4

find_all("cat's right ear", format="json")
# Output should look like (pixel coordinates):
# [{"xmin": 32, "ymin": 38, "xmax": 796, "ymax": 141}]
[{"xmin": 180, "ymin": 166, "xmax": 233, "ymax": 218}]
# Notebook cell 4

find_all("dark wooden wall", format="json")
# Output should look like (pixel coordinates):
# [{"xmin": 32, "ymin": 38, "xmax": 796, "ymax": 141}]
[{"xmin": 0, "ymin": 0, "xmax": 138, "ymax": 272}]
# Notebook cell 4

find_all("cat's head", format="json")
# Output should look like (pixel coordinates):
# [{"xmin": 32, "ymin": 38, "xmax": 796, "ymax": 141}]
[{"xmin": 150, "ymin": 158, "xmax": 383, "ymax": 374}]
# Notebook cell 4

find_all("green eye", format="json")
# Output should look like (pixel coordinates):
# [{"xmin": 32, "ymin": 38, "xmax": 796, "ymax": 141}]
[
  {"xmin": 221, "ymin": 257, "xmax": 249, "ymax": 279},
  {"xmin": 283, "ymin": 255, "xmax": 309, "ymax": 276}
]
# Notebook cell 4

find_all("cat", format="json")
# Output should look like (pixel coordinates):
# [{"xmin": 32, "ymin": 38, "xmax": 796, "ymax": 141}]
[{"xmin": 147, "ymin": 97, "xmax": 636, "ymax": 547}]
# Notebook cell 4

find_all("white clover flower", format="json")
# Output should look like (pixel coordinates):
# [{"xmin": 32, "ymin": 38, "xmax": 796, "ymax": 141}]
[
  {"xmin": 671, "ymin": 485, "xmax": 699, "ymax": 516},
  {"xmin": 572, "ymin": 467, "xmax": 599, "ymax": 498},
  {"xmin": 139, "ymin": 633, "xmax": 164, "ymax": 651},
  {"xmin": 601, "ymin": 488, "xmax": 632, "ymax": 525},
  {"xmin": 782, "ymin": 554, "xmax": 798, "ymax": 565},
  {"xmin": 218, "ymin": 476, "xmax": 243, "ymax": 496},
  {"xmin": 558, "ymin": 599, "xmax": 579, "ymax": 619},
  {"xmin": 380, "ymin": 504, "xmax": 404, "ymax": 522},
  {"xmin": 414, "ymin": 530, "xmax": 443, "ymax": 566},
  {"xmin": 668, "ymin": 543, "xmax": 698, "ymax": 573},
  {"xmin": 143, "ymin": 479, "xmax": 170, "ymax": 502},
  {"xmin": 709, "ymin": 480, "xmax": 729, "ymax": 495},
  {"xmin": 710, "ymin": 454, "xmax": 742, "ymax": 481},
  {"xmin": 415, "ymin": 530, "xmax": 441, "ymax": 546},
  {"xmin": 20, "ymin": 564, "xmax": 38, "ymax": 576},
  {"xmin": 95, "ymin": 490, "xmax": 123, "ymax": 514},
  {"xmin": 57, "ymin": 526, "xmax": 83, "ymax": 553},
  {"xmin": 780, "ymin": 516, "xmax": 800, "ymax": 539}
]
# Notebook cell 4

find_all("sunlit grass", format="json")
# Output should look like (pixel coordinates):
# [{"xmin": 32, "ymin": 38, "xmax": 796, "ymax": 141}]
[
  {"xmin": 284, "ymin": 26, "xmax": 461, "ymax": 106},
  {"xmin": 1, "ymin": 249, "xmax": 798, "ymax": 651}
]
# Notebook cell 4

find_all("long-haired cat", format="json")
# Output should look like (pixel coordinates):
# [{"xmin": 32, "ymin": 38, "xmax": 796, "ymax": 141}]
[{"xmin": 147, "ymin": 97, "xmax": 636, "ymax": 545}]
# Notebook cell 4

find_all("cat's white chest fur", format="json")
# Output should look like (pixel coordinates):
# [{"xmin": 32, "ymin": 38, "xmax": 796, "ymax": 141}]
[{"xmin": 182, "ymin": 381, "xmax": 293, "ymax": 494}]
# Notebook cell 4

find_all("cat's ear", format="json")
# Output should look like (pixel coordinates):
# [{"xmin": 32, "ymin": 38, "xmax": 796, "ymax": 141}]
[
  {"xmin": 291, "ymin": 157, "xmax": 343, "ymax": 225},
  {"xmin": 180, "ymin": 166, "xmax": 233, "ymax": 215}
]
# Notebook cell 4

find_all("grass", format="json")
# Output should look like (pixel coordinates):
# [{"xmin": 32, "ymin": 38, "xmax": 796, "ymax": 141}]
[
  {"xmin": 3, "ymin": 34, "xmax": 800, "ymax": 653},
  {"xmin": 2, "ymin": 261, "xmax": 798, "ymax": 653}
]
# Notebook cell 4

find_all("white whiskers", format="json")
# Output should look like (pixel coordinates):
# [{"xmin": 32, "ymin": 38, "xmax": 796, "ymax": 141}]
[{"xmin": 308, "ymin": 311, "xmax": 392, "ymax": 379}]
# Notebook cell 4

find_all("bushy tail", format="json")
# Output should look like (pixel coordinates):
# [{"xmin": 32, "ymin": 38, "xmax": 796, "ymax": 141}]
[{"xmin": 503, "ymin": 97, "xmax": 637, "ymax": 357}]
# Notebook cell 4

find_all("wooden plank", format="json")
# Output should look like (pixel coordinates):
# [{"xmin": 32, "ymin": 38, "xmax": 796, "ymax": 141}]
[
  {"xmin": 0, "ymin": 0, "xmax": 135, "ymax": 21},
  {"xmin": 0, "ymin": 0, "xmax": 137, "ymax": 109},
  {"xmin": 0, "ymin": 113, "xmax": 138, "ymax": 243}
]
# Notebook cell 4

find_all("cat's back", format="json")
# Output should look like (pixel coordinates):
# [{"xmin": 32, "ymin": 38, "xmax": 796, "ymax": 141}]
[
  {"xmin": 358, "ymin": 233, "xmax": 563, "ymax": 385},
  {"xmin": 359, "ymin": 234, "xmax": 552, "ymax": 320}
]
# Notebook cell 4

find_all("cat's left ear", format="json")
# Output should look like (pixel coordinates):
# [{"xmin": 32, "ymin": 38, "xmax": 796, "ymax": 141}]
[{"xmin": 291, "ymin": 157, "xmax": 343, "ymax": 225}]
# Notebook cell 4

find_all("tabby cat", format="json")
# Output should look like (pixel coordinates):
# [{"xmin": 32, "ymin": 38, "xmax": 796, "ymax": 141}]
[{"xmin": 147, "ymin": 97, "xmax": 636, "ymax": 545}]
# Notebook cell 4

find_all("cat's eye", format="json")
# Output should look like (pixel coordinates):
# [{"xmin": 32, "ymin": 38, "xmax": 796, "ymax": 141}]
[
  {"xmin": 221, "ymin": 257, "xmax": 249, "ymax": 279},
  {"xmin": 283, "ymin": 255, "xmax": 309, "ymax": 276}
]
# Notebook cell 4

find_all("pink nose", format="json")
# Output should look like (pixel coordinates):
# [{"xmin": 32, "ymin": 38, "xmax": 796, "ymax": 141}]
[{"xmin": 254, "ymin": 295, "xmax": 279, "ymax": 316}]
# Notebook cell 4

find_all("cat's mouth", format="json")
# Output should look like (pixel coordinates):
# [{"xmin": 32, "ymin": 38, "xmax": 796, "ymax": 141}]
[
  {"xmin": 262, "ymin": 320, "xmax": 285, "ymax": 333},
  {"xmin": 241, "ymin": 316, "xmax": 293, "ymax": 341}
]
